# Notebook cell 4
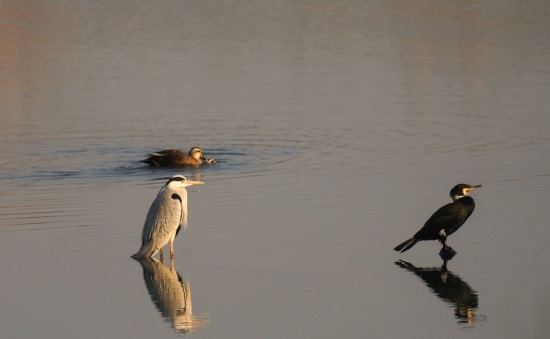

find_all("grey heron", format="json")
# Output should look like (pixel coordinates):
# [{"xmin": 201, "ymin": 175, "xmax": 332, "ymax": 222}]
[
  {"xmin": 394, "ymin": 183, "xmax": 482, "ymax": 258},
  {"xmin": 132, "ymin": 174, "xmax": 203, "ymax": 259},
  {"xmin": 137, "ymin": 257, "xmax": 209, "ymax": 333},
  {"xmin": 142, "ymin": 147, "xmax": 216, "ymax": 167}
]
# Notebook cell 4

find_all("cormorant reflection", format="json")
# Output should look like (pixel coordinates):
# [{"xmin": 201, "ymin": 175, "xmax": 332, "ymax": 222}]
[
  {"xmin": 395, "ymin": 259, "xmax": 482, "ymax": 324},
  {"xmin": 136, "ymin": 257, "xmax": 208, "ymax": 333}
]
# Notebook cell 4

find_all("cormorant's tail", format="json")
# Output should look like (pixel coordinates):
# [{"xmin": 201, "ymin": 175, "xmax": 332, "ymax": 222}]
[{"xmin": 394, "ymin": 237, "xmax": 418, "ymax": 253}]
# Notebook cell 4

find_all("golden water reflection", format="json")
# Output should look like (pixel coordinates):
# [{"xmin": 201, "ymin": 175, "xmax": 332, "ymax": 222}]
[
  {"xmin": 136, "ymin": 257, "xmax": 208, "ymax": 334},
  {"xmin": 395, "ymin": 259, "xmax": 484, "ymax": 325}
]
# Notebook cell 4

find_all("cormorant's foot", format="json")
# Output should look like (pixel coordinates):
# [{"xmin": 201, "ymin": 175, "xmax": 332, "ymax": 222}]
[{"xmin": 439, "ymin": 246, "xmax": 457, "ymax": 260}]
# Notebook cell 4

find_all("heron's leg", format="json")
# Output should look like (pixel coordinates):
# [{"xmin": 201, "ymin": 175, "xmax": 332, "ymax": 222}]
[
  {"xmin": 169, "ymin": 239, "xmax": 175, "ymax": 259},
  {"xmin": 169, "ymin": 257, "xmax": 175, "ymax": 271},
  {"xmin": 159, "ymin": 247, "xmax": 164, "ymax": 262}
]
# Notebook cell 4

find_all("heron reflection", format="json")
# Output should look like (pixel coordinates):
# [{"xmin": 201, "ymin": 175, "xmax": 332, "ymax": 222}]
[
  {"xmin": 395, "ymin": 259, "xmax": 483, "ymax": 325},
  {"xmin": 136, "ymin": 257, "xmax": 208, "ymax": 334}
]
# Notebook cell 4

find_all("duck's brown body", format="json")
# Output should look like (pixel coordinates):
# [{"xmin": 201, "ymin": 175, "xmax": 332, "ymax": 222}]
[{"xmin": 142, "ymin": 147, "xmax": 215, "ymax": 167}]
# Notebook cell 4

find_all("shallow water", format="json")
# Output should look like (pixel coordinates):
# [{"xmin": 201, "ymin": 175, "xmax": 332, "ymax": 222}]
[{"xmin": 1, "ymin": 1, "xmax": 550, "ymax": 338}]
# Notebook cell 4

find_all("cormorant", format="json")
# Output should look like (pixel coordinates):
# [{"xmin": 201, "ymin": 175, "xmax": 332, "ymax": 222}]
[{"xmin": 394, "ymin": 183, "xmax": 481, "ymax": 258}]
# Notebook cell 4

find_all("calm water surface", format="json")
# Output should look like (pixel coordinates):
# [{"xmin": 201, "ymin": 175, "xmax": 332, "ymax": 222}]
[{"xmin": 1, "ymin": 1, "xmax": 550, "ymax": 338}]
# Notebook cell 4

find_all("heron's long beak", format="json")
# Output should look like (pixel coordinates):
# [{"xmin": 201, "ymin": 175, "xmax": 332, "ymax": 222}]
[{"xmin": 185, "ymin": 180, "xmax": 204, "ymax": 186}]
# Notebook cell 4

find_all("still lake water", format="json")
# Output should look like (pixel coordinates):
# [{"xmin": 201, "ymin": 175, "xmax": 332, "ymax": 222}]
[{"xmin": 1, "ymin": 1, "xmax": 550, "ymax": 338}]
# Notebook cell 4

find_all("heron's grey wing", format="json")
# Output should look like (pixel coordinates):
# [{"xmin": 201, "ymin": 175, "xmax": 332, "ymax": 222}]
[
  {"xmin": 142, "ymin": 190, "xmax": 183, "ymax": 245},
  {"xmin": 171, "ymin": 193, "xmax": 184, "ymax": 224},
  {"xmin": 171, "ymin": 193, "xmax": 185, "ymax": 237},
  {"xmin": 174, "ymin": 188, "xmax": 189, "ymax": 234}
]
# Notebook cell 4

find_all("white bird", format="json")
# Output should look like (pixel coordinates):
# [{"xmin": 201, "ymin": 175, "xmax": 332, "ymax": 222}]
[
  {"xmin": 132, "ymin": 175, "xmax": 203, "ymax": 259},
  {"xmin": 137, "ymin": 257, "xmax": 209, "ymax": 333}
]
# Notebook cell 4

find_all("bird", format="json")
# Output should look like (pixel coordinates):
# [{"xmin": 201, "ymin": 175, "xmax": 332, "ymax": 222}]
[
  {"xmin": 137, "ymin": 257, "xmax": 208, "ymax": 333},
  {"xmin": 132, "ymin": 174, "xmax": 203, "ymax": 259},
  {"xmin": 142, "ymin": 147, "xmax": 216, "ymax": 167},
  {"xmin": 394, "ymin": 183, "xmax": 482, "ymax": 257},
  {"xmin": 395, "ymin": 260, "xmax": 480, "ymax": 324}
]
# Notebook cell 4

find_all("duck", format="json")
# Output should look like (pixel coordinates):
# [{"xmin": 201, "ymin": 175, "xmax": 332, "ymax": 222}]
[{"xmin": 142, "ymin": 147, "xmax": 216, "ymax": 167}]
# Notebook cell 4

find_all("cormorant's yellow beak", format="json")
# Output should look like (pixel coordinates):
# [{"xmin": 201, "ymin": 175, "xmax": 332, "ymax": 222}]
[{"xmin": 465, "ymin": 185, "xmax": 482, "ymax": 194}]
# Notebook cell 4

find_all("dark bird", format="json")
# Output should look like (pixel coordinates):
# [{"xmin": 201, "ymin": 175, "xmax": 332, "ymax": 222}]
[
  {"xmin": 142, "ymin": 147, "xmax": 216, "ymax": 167},
  {"xmin": 395, "ymin": 260, "xmax": 480, "ymax": 324},
  {"xmin": 394, "ymin": 183, "xmax": 481, "ymax": 258}
]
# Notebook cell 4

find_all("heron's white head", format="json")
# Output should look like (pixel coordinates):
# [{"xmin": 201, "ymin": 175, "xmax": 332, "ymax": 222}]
[
  {"xmin": 166, "ymin": 174, "xmax": 204, "ymax": 189},
  {"xmin": 157, "ymin": 175, "xmax": 203, "ymax": 195}
]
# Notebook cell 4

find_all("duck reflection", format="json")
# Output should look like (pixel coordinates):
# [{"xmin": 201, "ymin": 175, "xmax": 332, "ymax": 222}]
[
  {"xmin": 136, "ymin": 257, "xmax": 208, "ymax": 334},
  {"xmin": 395, "ymin": 259, "xmax": 482, "ymax": 324}
]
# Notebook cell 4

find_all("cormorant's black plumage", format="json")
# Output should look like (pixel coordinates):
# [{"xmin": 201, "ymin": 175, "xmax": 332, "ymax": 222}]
[{"xmin": 394, "ymin": 184, "xmax": 481, "ymax": 254}]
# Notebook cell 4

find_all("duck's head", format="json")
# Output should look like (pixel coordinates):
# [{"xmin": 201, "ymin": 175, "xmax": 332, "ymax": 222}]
[{"xmin": 189, "ymin": 147, "xmax": 206, "ymax": 161}]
